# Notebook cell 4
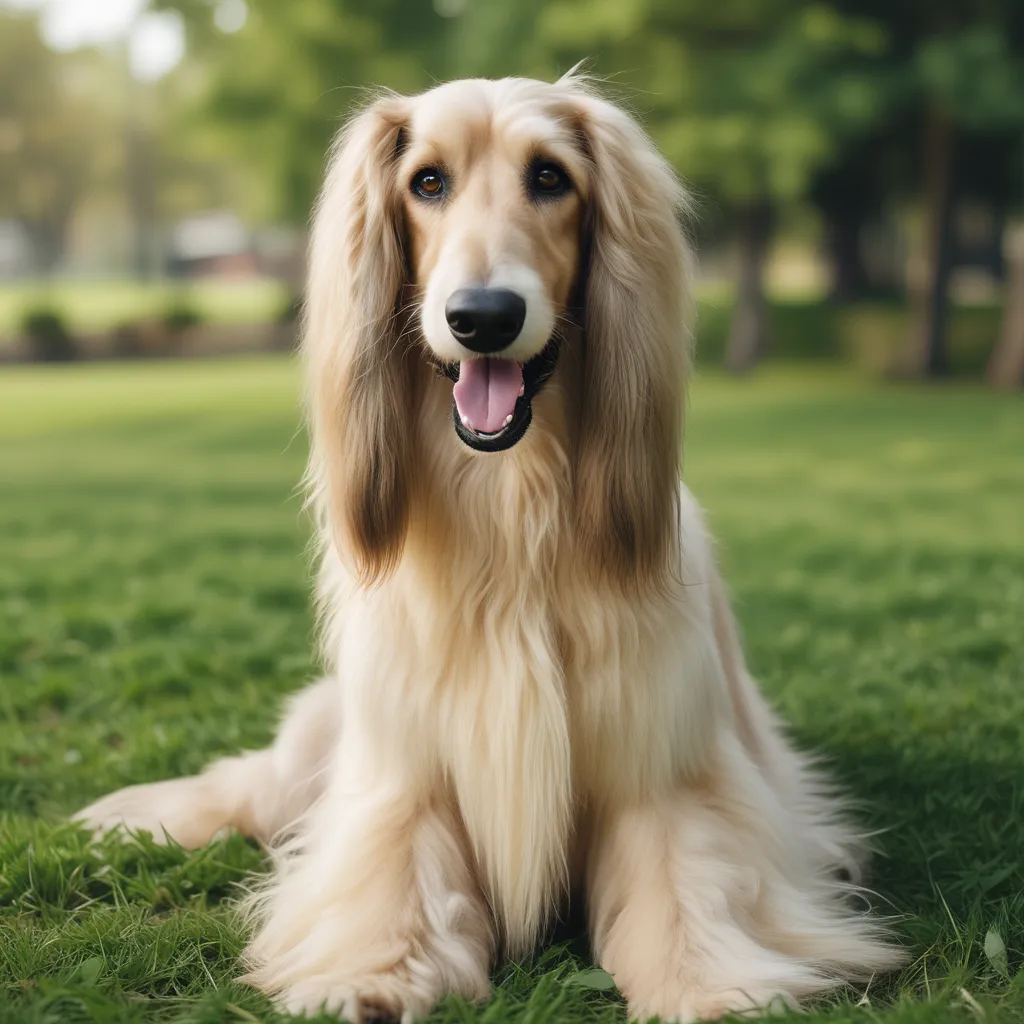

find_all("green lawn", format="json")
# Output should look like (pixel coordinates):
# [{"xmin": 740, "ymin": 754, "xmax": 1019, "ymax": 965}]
[{"xmin": 1, "ymin": 357, "xmax": 1022, "ymax": 1023}]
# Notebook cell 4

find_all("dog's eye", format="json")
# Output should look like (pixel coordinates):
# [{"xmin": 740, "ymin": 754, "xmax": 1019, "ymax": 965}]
[
  {"xmin": 411, "ymin": 168, "xmax": 446, "ymax": 199},
  {"xmin": 529, "ymin": 162, "xmax": 570, "ymax": 198}
]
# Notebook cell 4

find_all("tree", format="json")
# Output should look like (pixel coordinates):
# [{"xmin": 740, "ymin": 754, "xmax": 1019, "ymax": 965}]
[
  {"xmin": 810, "ymin": 119, "xmax": 913, "ymax": 304},
  {"xmin": 0, "ymin": 8, "xmax": 253, "ymax": 277},
  {"xmin": 529, "ymin": 0, "xmax": 892, "ymax": 371},
  {"xmin": 902, "ymin": 23, "xmax": 1024, "ymax": 376},
  {"xmin": 154, "ymin": 0, "xmax": 1024, "ymax": 387},
  {"xmin": 160, "ymin": 0, "xmax": 904, "ymax": 371},
  {"xmin": 987, "ymin": 222, "xmax": 1024, "ymax": 388},
  {"xmin": 159, "ymin": 0, "xmax": 453, "ymax": 223},
  {"xmin": 0, "ymin": 14, "xmax": 110, "ymax": 270}
]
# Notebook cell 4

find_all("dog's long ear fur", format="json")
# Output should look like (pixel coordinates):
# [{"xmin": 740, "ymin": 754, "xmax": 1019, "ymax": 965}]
[
  {"xmin": 303, "ymin": 95, "xmax": 414, "ymax": 584},
  {"xmin": 570, "ymin": 91, "xmax": 694, "ymax": 589}
]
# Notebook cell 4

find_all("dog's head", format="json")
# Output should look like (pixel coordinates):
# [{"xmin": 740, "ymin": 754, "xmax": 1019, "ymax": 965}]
[
  {"xmin": 305, "ymin": 76, "xmax": 693, "ymax": 586},
  {"xmin": 400, "ymin": 81, "xmax": 586, "ymax": 453}
]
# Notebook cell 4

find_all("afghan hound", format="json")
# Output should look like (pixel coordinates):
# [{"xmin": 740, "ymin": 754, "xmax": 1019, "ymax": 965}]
[{"xmin": 77, "ymin": 75, "xmax": 902, "ymax": 1022}]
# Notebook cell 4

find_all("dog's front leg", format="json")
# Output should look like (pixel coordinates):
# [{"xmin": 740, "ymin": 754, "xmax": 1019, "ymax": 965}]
[
  {"xmin": 243, "ymin": 765, "xmax": 493, "ymax": 1023},
  {"xmin": 586, "ymin": 768, "xmax": 895, "ymax": 1022}
]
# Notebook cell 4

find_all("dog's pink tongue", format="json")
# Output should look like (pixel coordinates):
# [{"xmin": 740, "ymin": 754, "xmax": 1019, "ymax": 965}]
[{"xmin": 453, "ymin": 358, "xmax": 523, "ymax": 433}]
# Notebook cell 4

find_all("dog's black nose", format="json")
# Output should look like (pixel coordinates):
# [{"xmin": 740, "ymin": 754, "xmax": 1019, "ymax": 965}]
[{"xmin": 445, "ymin": 288, "xmax": 526, "ymax": 353}]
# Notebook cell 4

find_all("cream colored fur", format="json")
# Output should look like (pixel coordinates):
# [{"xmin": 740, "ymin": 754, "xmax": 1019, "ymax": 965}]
[{"xmin": 76, "ymin": 75, "xmax": 902, "ymax": 1023}]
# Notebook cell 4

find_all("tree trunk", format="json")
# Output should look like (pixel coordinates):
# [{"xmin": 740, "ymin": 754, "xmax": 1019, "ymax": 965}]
[
  {"xmin": 826, "ymin": 205, "xmax": 869, "ymax": 304},
  {"xmin": 986, "ymin": 224, "xmax": 1024, "ymax": 389},
  {"xmin": 902, "ymin": 106, "xmax": 955, "ymax": 377},
  {"xmin": 28, "ymin": 216, "xmax": 69, "ymax": 273},
  {"xmin": 125, "ymin": 120, "xmax": 158, "ymax": 280},
  {"xmin": 725, "ymin": 201, "xmax": 774, "ymax": 374}
]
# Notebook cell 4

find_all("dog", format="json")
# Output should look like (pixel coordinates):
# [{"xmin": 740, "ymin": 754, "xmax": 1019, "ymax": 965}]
[{"xmin": 77, "ymin": 74, "xmax": 902, "ymax": 1022}]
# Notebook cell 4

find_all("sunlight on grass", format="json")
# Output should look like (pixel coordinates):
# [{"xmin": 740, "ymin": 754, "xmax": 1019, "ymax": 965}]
[
  {"xmin": 0, "ymin": 278, "xmax": 290, "ymax": 336},
  {"xmin": 0, "ymin": 356, "xmax": 300, "ymax": 439}
]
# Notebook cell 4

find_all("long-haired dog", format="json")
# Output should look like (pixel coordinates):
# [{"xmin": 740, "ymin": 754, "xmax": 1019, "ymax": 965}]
[{"xmin": 78, "ymin": 75, "xmax": 901, "ymax": 1021}]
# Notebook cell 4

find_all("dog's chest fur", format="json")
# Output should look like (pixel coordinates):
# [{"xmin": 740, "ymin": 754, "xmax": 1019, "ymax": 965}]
[
  {"xmin": 320, "ymin": 419, "xmax": 711, "ymax": 954},
  {"xmin": 387, "ymin": 441, "xmax": 703, "ymax": 953}
]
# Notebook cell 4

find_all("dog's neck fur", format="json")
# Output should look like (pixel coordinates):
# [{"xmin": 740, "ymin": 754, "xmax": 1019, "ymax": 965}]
[
  {"xmin": 313, "ymin": 358, "xmax": 582, "ymax": 951},
  {"xmin": 404, "ymin": 371, "xmax": 575, "ymax": 950}
]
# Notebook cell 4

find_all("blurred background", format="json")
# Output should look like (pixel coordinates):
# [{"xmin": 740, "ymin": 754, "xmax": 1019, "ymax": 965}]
[
  {"xmin": 1, "ymin": 0, "xmax": 1023, "ymax": 384},
  {"xmin": 4, "ymin": 6, "xmax": 1024, "ymax": 1015}
]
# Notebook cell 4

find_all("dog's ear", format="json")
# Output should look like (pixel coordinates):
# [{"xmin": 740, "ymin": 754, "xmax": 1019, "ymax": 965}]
[
  {"xmin": 303, "ymin": 94, "xmax": 414, "ymax": 585},
  {"xmin": 569, "ymin": 92, "xmax": 694, "ymax": 590}
]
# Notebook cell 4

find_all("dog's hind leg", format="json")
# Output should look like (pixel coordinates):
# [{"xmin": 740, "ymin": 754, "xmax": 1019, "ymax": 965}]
[{"xmin": 74, "ymin": 676, "xmax": 340, "ymax": 849}]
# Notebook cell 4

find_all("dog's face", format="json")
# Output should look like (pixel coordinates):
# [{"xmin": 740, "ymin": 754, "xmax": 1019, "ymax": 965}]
[
  {"xmin": 398, "ymin": 81, "xmax": 587, "ymax": 451},
  {"xmin": 305, "ymin": 76, "xmax": 693, "ymax": 585}
]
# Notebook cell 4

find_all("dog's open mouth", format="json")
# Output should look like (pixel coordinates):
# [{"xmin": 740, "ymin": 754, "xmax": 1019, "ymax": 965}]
[{"xmin": 441, "ymin": 339, "xmax": 559, "ymax": 452}]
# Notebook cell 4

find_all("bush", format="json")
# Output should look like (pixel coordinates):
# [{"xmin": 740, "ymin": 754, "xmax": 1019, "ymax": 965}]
[
  {"xmin": 273, "ymin": 292, "xmax": 303, "ymax": 349},
  {"xmin": 278, "ymin": 293, "xmax": 303, "ymax": 325},
  {"xmin": 695, "ymin": 299, "xmax": 841, "ymax": 366},
  {"xmin": 836, "ymin": 301, "xmax": 1002, "ymax": 375},
  {"xmin": 20, "ymin": 308, "xmax": 77, "ymax": 362},
  {"xmin": 162, "ymin": 300, "xmax": 203, "ymax": 334},
  {"xmin": 695, "ymin": 297, "xmax": 1002, "ymax": 374}
]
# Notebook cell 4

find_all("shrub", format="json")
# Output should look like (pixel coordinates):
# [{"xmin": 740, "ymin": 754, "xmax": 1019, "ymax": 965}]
[
  {"xmin": 695, "ymin": 298, "xmax": 1001, "ymax": 374},
  {"xmin": 162, "ymin": 300, "xmax": 203, "ymax": 334},
  {"xmin": 694, "ymin": 299, "xmax": 841, "ymax": 366},
  {"xmin": 20, "ymin": 308, "xmax": 77, "ymax": 362},
  {"xmin": 274, "ymin": 293, "xmax": 303, "ymax": 349},
  {"xmin": 278, "ymin": 293, "xmax": 303, "ymax": 325}
]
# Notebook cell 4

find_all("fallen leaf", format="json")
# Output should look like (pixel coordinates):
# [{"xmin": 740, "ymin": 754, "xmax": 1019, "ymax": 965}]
[
  {"xmin": 77, "ymin": 956, "xmax": 103, "ymax": 986},
  {"xmin": 984, "ymin": 928, "xmax": 1009, "ymax": 980},
  {"xmin": 566, "ymin": 968, "xmax": 616, "ymax": 991}
]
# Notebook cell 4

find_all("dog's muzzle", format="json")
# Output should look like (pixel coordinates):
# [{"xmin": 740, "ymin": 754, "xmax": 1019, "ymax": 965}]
[{"xmin": 440, "ymin": 338, "xmax": 560, "ymax": 453}]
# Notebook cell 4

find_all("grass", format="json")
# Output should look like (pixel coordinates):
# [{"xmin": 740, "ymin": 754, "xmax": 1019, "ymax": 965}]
[
  {"xmin": 0, "ymin": 278, "xmax": 290, "ymax": 338},
  {"xmin": 1, "ymin": 356, "xmax": 1022, "ymax": 1023}
]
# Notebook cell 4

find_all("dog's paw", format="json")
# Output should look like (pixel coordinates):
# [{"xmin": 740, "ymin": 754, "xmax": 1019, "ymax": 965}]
[
  {"xmin": 279, "ymin": 972, "xmax": 437, "ymax": 1024},
  {"xmin": 73, "ymin": 778, "xmax": 226, "ymax": 850}
]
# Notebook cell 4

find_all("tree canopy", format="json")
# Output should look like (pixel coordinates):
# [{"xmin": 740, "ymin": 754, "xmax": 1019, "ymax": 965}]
[{"xmin": 5, "ymin": 0, "xmax": 1023, "ymax": 382}]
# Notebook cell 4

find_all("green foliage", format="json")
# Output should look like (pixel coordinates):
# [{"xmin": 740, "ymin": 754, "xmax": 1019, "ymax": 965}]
[
  {"xmin": 162, "ymin": 301, "xmax": 204, "ymax": 333},
  {"xmin": 159, "ymin": 0, "xmax": 450, "ymax": 221},
  {"xmin": 915, "ymin": 25, "xmax": 1024, "ymax": 130},
  {"xmin": 2, "ymin": 356, "xmax": 1024, "ymax": 1021},
  {"xmin": 540, "ymin": 2, "xmax": 893, "ymax": 204},
  {"xmin": 0, "ymin": 15, "xmax": 113, "ymax": 269},
  {"xmin": 157, "ymin": 0, "xmax": 903, "ymax": 213},
  {"xmin": 19, "ymin": 308, "xmax": 77, "ymax": 363},
  {"xmin": 694, "ymin": 298, "xmax": 1003, "ymax": 372},
  {"xmin": 277, "ymin": 293, "xmax": 303, "ymax": 325}
]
